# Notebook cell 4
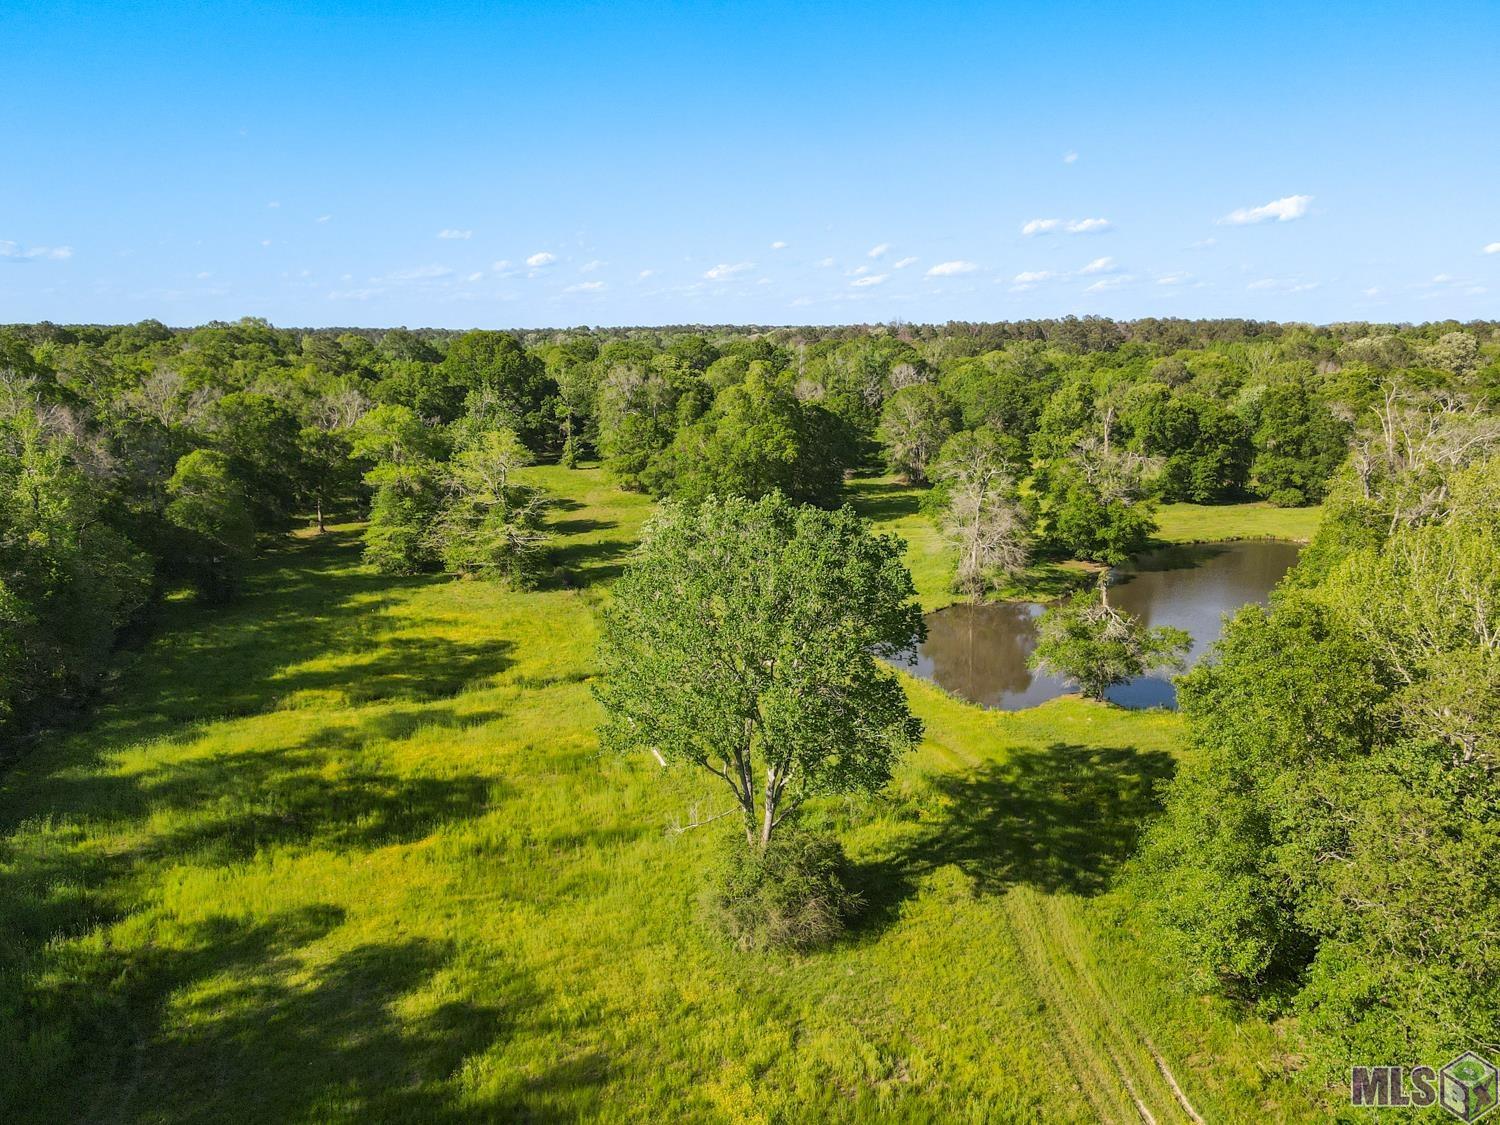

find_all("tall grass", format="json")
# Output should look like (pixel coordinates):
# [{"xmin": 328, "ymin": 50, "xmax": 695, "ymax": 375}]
[{"xmin": 0, "ymin": 466, "xmax": 1324, "ymax": 1121}]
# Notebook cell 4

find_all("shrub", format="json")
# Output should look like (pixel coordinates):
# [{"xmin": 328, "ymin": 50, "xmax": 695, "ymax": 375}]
[
  {"xmin": 1267, "ymin": 487, "xmax": 1306, "ymax": 508},
  {"xmin": 703, "ymin": 831, "xmax": 860, "ymax": 952}
]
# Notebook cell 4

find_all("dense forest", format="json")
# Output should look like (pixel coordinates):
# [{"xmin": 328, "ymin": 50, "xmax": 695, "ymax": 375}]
[
  {"xmin": 3, "ymin": 314, "xmax": 1493, "ymax": 747},
  {"xmin": 2, "ymin": 314, "xmax": 1496, "ymax": 1104}
]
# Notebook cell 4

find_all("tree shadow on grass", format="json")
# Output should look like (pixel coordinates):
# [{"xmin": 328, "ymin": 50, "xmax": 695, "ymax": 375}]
[
  {"xmin": 8, "ymin": 904, "xmax": 606, "ymax": 1123},
  {"xmin": 848, "ymin": 742, "xmax": 1176, "ymax": 935},
  {"xmin": 848, "ymin": 479, "xmax": 924, "ymax": 523},
  {"xmin": 79, "ymin": 528, "xmax": 498, "ymax": 747}
]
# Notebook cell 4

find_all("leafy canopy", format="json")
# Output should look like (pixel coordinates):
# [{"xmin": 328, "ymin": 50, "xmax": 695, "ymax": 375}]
[{"xmin": 595, "ymin": 493, "xmax": 924, "ymax": 848}]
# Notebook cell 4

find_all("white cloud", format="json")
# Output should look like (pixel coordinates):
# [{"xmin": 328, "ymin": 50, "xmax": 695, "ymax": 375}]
[
  {"xmin": 316, "ymin": 214, "xmax": 332, "ymax": 223},
  {"xmin": 1022, "ymin": 217, "xmax": 1111, "ymax": 235},
  {"xmin": 491, "ymin": 260, "xmax": 513, "ymax": 273},
  {"xmin": 1085, "ymin": 274, "xmax": 1133, "ymax": 292},
  {"xmin": 580, "ymin": 259, "xmax": 605, "ymax": 272},
  {"xmin": 196, "ymin": 271, "xmax": 213, "ymax": 280},
  {"xmin": 1221, "ymin": 194, "xmax": 1312, "ymax": 225},
  {"xmin": 267, "ymin": 201, "xmax": 280, "ymax": 209},
  {"xmin": 1188, "ymin": 237, "xmax": 1216, "ymax": 249},
  {"xmin": 564, "ymin": 280, "xmax": 606, "ymax": 293},
  {"xmin": 703, "ymin": 261, "xmax": 754, "ymax": 280},
  {"xmin": 638, "ymin": 268, "xmax": 656, "ymax": 279},
  {"xmin": 927, "ymin": 259, "xmax": 978, "ymax": 276},
  {"xmin": 385, "ymin": 264, "xmax": 453, "ymax": 281},
  {"xmin": 260, "ymin": 239, "xmax": 272, "ymax": 247},
  {"xmin": 868, "ymin": 242, "xmax": 891, "ymax": 258},
  {"xmin": 1063, "ymin": 151, "xmax": 1078, "ymax": 164},
  {"xmin": 1485, "ymin": 242, "xmax": 1500, "ymax": 254},
  {"xmin": 526, "ymin": 251, "xmax": 556, "ymax": 267},
  {"xmin": 847, "ymin": 264, "xmax": 870, "ymax": 277},
  {"xmin": 1013, "ymin": 270, "xmax": 1056, "ymax": 284},
  {"xmin": 1247, "ymin": 277, "xmax": 1318, "ymax": 292},
  {"xmin": 1157, "ymin": 273, "xmax": 1192, "ymax": 286},
  {"xmin": 814, "ymin": 257, "xmax": 835, "ymax": 268},
  {"xmin": 851, "ymin": 274, "xmax": 888, "ymax": 287},
  {"xmin": 465, "ymin": 271, "xmax": 484, "ymax": 282},
  {"xmin": 770, "ymin": 240, "xmax": 788, "ymax": 250},
  {"xmin": 438, "ymin": 228, "xmax": 473, "ymax": 240},
  {"xmin": 1079, "ymin": 256, "xmax": 1116, "ymax": 275},
  {"xmin": 893, "ymin": 256, "xmax": 918, "ymax": 269}
]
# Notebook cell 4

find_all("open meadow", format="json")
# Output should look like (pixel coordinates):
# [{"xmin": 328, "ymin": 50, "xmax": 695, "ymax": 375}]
[{"xmin": 0, "ymin": 467, "xmax": 1324, "ymax": 1122}]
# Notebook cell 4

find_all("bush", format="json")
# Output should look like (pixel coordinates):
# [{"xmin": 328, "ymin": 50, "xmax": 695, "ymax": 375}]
[
  {"xmin": 703, "ymin": 831, "xmax": 860, "ymax": 952},
  {"xmin": 1267, "ymin": 487, "xmax": 1307, "ymax": 508}
]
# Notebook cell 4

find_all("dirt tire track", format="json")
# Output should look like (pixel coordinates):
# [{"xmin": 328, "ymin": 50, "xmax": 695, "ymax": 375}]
[{"xmin": 1004, "ymin": 887, "xmax": 1203, "ymax": 1123}]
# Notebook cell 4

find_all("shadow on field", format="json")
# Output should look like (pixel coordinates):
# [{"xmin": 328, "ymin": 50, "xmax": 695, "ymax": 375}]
[
  {"xmin": 848, "ymin": 479, "xmax": 923, "ymax": 522},
  {"xmin": 849, "ymin": 742, "xmax": 1175, "ymax": 933},
  {"xmin": 77, "ymin": 529, "xmax": 517, "ymax": 751},
  {"xmin": 6, "ymin": 902, "xmax": 605, "ymax": 1122}
]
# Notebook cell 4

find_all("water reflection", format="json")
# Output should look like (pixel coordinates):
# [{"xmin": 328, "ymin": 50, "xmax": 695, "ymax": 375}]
[{"xmin": 899, "ymin": 540, "xmax": 1302, "ymax": 711}]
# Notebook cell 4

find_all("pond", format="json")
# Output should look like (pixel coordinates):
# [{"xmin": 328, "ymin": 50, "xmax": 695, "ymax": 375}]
[{"xmin": 897, "ymin": 540, "xmax": 1303, "ymax": 710}]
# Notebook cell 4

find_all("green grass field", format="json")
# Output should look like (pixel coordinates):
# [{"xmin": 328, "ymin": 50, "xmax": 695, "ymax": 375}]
[
  {"xmin": 848, "ymin": 474, "xmax": 1323, "ymax": 611},
  {"xmin": 0, "ymin": 467, "xmax": 1324, "ymax": 1121}
]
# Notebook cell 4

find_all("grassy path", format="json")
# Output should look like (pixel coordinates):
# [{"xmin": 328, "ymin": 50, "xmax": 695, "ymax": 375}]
[{"xmin": 0, "ymin": 467, "xmax": 1323, "ymax": 1121}]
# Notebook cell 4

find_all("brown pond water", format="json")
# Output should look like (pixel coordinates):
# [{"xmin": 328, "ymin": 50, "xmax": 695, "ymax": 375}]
[{"xmin": 897, "ymin": 540, "xmax": 1303, "ymax": 710}]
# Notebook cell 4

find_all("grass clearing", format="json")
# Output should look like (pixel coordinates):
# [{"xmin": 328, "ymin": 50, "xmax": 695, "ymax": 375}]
[{"xmin": 0, "ymin": 467, "xmax": 1324, "ymax": 1121}]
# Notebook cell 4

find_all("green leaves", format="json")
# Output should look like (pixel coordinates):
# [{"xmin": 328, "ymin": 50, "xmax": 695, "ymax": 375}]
[
  {"xmin": 1028, "ymin": 581, "xmax": 1190, "ymax": 700},
  {"xmin": 595, "ymin": 492, "xmax": 923, "ymax": 848}
]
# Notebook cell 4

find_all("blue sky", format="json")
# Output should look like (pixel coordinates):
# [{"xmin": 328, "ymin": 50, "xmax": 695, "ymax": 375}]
[{"xmin": 4, "ymin": 0, "xmax": 1499, "ymax": 328}]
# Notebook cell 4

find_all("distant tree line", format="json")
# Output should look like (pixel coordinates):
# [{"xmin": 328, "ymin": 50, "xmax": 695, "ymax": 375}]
[{"xmin": 1, "ymin": 315, "xmax": 1496, "ymax": 751}]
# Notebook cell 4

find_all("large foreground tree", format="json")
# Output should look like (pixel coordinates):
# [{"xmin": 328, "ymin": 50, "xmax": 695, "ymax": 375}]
[{"xmin": 596, "ymin": 493, "xmax": 924, "ymax": 849}]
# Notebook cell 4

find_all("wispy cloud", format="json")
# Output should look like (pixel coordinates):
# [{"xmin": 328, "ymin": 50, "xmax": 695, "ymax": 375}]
[
  {"xmin": 1085, "ymin": 274, "xmax": 1133, "ymax": 292},
  {"xmin": 316, "ymin": 214, "xmax": 332, "ymax": 223},
  {"xmin": 0, "ymin": 241, "xmax": 73, "ymax": 261},
  {"xmin": 770, "ymin": 240, "xmax": 788, "ymax": 250},
  {"xmin": 1157, "ymin": 272, "xmax": 1192, "ymax": 286},
  {"xmin": 814, "ymin": 257, "xmax": 835, "ymax": 268},
  {"xmin": 267, "ymin": 201, "xmax": 280, "ymax": 209},
  {"xmin": 1222, "ymin": 194, "xmax": 1312, "ymax": 225},
  {"xmin": 1021, "ymin": 217, "xmax": 1112, "ymax": 236},
  {"xmin": 564, "ymin": 280, "xmax": 606, "ymax": 293},
  {"xmin": 927, "ymin": 259, "xmax": 978, "ymax": 276},
  {"xmin": 704, "ymin": 261, "xmax": 754, "ymax": 280},
  {"xmin": 851, "ymin": 274, "xmax": 888, "ymax": 287},
  {"xmin": 1011, "ymin": 257, "xmax": 1119, "ymax": 289},
  {"xmin": 638, "ymin": 268, "xmax": 656, "ymax": 279},
  {"xmin": 526, "ymin": 251, "xmax": 556, "ymax": 267},
  {"xmin": 383, "ymin": 264, "xmax": 453, "ymax": 281},
  {"xmin": 867, "ymin": 242, "xmax": 891, "ymax": 258},
  {"xmin": 1485, "ymin": 242, "xmax": 1500, "ymax": 254},
  {"xmin": 438, "ymin": 228, "xmax": 473, "ymax": 240},
  {"xmin": 893, "ymin": 256, "xmax": 918, "ymax": 269},
  {"xmin": 580, "ymin": 259, "xmax": 605, "ymax": 272},
  {"xmin": 1247, "ymin": 276, "xmax": 1318, "ymax": 292},
  {"xmin": 1063, "ymin": 151, "xmax": 1079, "ymax": 164},
  {"xmin": 464, "ymin": 271, "xmax": 484, "ymax": 282}
]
